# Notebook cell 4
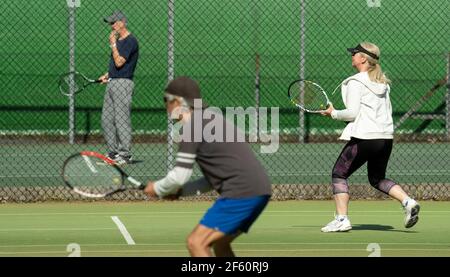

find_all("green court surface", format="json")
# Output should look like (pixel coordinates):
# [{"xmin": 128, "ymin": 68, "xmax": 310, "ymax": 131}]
[{"xmin": 0, "ymin": 200, "xmax": 449, "ymax": 257}]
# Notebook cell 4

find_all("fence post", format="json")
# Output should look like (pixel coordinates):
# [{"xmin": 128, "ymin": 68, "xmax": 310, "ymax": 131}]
[
  {"xmin": 167, "ymin": 0, "xmax": 175, "ymax": 171},
  {"xmin": 254, "ymin": 53, "xmax": 260, "ymax": 142},
  {"xmin": 67, "ymin": 0, "xmax": 79, "ymax": 144},
  {"xmin": 446, "ymin": 52, "xmax": 450, "ymax": 140},
  {"xmin": 251, "ymin": 1, "xmax": 260, "ymax": 143},
  {"xmin": 298, "ymin": 0, "xmax": 306, "ymax": 143}
]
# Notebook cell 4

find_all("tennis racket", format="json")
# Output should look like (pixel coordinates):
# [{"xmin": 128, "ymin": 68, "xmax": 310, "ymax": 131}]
[
  {"xmin": 62, "ymin": 151, "xmax": 145, "ymax": 198},
  {"xmin": 59, "ymin": 71, "xmax": 102, "ymax": 96},
  {"xmin": 288, "ymin": 80, "xmax": 332, "ymax": 113}
]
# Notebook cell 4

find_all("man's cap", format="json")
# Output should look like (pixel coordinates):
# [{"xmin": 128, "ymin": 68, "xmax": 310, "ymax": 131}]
[
  {"xmin": 104, "ymin": 10, "xmax": 127, "ymax": 24},
  {"xmin": 165, "ymin": 76, "xmax": 207, "ymax": 108},
  {"xmin": 347, "ymin": 44, "xmax": 379, "ymax": 60}
]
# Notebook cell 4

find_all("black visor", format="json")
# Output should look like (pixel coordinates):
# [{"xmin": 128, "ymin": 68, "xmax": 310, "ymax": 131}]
[{"xmin": 347, "ymin": 44, "xmax": 379, "ymax": 60}]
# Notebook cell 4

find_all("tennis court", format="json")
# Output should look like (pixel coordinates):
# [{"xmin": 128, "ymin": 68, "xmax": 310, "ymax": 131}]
[
  {"xmin": 1, "ymin": 201, "xmax": 449, "ymax": 257},
  {"xmin": 1, "ymin": 0, "xmax": 449, "ymax": 259}
]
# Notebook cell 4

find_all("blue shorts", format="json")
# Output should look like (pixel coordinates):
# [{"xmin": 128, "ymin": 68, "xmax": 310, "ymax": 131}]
[{"xmin": 199, "ymin": 195, "xmax": 270, "ymax": 235}]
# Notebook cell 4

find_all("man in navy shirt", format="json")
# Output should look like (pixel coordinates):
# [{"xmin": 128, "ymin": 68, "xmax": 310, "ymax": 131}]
[{"xmin": 98, "ymin": 11, "xmax": 139, "ymax": 165}]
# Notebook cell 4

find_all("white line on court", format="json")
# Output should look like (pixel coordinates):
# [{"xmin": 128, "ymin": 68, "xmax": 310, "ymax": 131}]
[
  {"xmin": 111, "ymin": 216, "xmax": 135, "ymax": 245},
  {"xmin": 82, "ymin": 156, "xmax": 97, "ymax": 173},
  {"xmin": 0, "ymin": 228, "xmax": 116, "ymax": 232}
]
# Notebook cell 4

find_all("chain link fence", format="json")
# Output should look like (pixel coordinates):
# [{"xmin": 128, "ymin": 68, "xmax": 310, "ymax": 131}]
[{"xmin": 1, "ymin": 0, "xmax": 449, "ymax": 202}]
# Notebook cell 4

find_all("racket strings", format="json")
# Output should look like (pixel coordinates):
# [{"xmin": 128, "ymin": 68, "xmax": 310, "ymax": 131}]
[
  {"xmin": 290, "ymin": 81, "xmax": 329, "ymax": 112},
  {"xmin": 63, "ymin": 155, "xmax": 122, "ymax": 195},
  {"xmin": 59, "ymin": 73, "xmax": 85, "ymax": 94}
]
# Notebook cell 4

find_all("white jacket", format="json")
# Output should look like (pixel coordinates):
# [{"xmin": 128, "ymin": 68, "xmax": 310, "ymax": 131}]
[{"xmin": 331, "ymin": 71, "xmax": 394, "ymax": 140}]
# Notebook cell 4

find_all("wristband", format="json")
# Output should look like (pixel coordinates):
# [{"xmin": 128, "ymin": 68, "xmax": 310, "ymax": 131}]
[{"xmin": 110, "ymin": 43, "xmax": 117, "ymax": 49}]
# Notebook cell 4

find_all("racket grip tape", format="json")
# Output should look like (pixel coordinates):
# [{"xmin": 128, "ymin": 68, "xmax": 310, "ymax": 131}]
[
  {"xmin": 137, "ymin": 184, "xmax": 146, "ymax": 190},
  {"xmin": 127, "ymin": 176, "xmax": 145, "ymax": 190}
]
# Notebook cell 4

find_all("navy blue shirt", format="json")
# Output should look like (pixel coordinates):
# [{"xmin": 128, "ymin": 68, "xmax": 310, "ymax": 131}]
[{"xmin": 108, "ymin": 34, "xmax": 139, "ymax": 80}]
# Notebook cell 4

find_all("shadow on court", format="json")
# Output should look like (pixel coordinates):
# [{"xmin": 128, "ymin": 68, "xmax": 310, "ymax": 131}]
[
  {"xmin": 127, "ymin": 160, "xmax": 144, "ymax": 165},
  {"xmin": 289, "ymin": 224, "xmax": 418, "ymax": 233},
  {"xmin": 351, "ymin": 224, "xmax": 418, "ymax": 233}
]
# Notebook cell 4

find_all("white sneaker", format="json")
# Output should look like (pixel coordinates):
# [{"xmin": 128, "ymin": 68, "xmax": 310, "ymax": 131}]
[
  {"xmin": 114, "ymin": 155, "xmax": 134, "ymax": 166},
  {"xmin": 403, "ymin": 199, "xmax": 420, "ymax": 228},
  {"xmin": 107, "ymin": 152, "xmax": 118, "ymax": 159},
  {"xmin": 321, "ymin": 216, "xmax": 352, "ymax": 232}
]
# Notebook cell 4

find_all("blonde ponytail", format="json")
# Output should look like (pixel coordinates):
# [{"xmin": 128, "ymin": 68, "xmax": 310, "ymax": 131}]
[
  {"xmin": 368, "ymin": 63, "xmax": 391, "ymax": 84},
  {"xmin": 360, "ymin": 42, "xmax": 391, "ymax": 84}
]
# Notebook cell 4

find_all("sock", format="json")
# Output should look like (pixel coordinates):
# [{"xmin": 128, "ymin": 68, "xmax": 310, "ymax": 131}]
[
  {"xmin": 402, "ymin": 197, "xmax": 413, "ymax": 207},
  {"xmin": 336, "ymin": 215, "xmax": 348, "ymax": 221}
]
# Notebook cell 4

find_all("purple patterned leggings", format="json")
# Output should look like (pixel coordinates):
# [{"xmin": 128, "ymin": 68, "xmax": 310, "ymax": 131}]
[{"xmin": 332, "ymin": 137, "xmax": 396, "ymax": 195}]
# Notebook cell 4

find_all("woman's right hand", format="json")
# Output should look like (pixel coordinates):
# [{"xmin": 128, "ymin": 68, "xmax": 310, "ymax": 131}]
[{"xmin": 320, "ymin": 103, "xmax": 334, "ymax": 117}]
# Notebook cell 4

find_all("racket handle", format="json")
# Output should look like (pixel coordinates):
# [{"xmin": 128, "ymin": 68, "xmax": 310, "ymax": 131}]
[
  {"xmin": 137, "ymin": 184, "xmax": 146, "ymax": 190},
  {"xmin": 127, "ymin": 176, "xmax": 145, "ymax": 190}
]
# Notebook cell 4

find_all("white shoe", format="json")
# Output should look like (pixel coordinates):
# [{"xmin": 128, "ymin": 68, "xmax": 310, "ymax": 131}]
[
  {"xmin": 321, "ymin": 216, "xmax": 352, "ymax": 232},
  {"xmin": 106, "ymin": 152, "xmax": 119, "ymax": 160},
  {"xmin": 403, "ymin": 199, "xmax": 420, "ymax": 228},
  {"xmin": 115, "ymin": 156, "xmax": 133, "ymax": 166}
]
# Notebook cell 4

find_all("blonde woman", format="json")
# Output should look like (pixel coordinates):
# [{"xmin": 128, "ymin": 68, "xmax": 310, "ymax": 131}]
[{"xmin": 320, "ymin": 42, "xmax": 420, "ymax": 232}]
